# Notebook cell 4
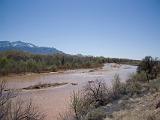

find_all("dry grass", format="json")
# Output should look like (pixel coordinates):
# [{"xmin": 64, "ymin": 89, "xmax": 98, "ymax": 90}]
[{"xmin": 105, "ymin": 92, "xmax": 160, "ymax": 120}]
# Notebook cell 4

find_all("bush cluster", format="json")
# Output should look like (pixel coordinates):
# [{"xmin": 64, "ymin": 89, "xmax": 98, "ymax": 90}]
[
  {"xmin": 60, "ymin": 73, "xmax": 145, "ymax": 120},
  {"xmin": 0, "ymin": 51, "xmax": 105, "ymax": 75},
  {"xmin": 137, "ymin": 56, "xmax": 160, "ymax": 82}
]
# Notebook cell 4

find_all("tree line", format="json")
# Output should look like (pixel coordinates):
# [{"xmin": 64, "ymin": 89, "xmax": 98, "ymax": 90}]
[{"xmin": 0, "ymin": 50, "xmax": 139, "ymax": 75}]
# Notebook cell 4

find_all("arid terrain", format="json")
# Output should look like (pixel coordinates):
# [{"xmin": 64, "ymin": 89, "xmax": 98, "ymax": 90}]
[{"xmin": 1, "ymin": 63, "xmax": 136, "ymax": 120}]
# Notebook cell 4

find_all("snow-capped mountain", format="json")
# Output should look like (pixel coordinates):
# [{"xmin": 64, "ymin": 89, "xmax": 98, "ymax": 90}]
[
  {"xmin": 11, "ymin": 41, "xmax": 36, "ymax": 48},
  {"xmin": 0, "ymin": 41, "xmax": 63, "ymax": 54}
]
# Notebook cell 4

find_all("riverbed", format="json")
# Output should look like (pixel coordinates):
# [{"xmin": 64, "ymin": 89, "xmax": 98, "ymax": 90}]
[{"xmin": 1, "ymin": 63, "xmax": 137, "ymax": 120}]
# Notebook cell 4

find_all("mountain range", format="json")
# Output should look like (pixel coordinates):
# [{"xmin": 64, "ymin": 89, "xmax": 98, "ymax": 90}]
[{"xmin": 0, "ymin": 41, "xmax": 63, "ymax": 54}]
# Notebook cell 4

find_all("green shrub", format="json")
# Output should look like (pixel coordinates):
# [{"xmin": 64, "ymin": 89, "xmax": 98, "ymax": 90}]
[
  {"xmin": 129, "ymin": 72, "xmax": 148, "ymax": 83},
  {"xmin": 137, "ymin": 56, "xmax": 160, "ymax": 81}
]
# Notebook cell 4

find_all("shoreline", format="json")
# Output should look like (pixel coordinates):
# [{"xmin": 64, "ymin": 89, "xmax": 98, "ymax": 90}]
[{"xmin": 0, "ymin": 63, "xmax": 137, "ymax": 78}]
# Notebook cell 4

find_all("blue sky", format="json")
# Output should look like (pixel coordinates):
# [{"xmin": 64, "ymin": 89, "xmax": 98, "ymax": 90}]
[{"xmin": 0, "ymin": 0, "xmax": 160, "ymax": 59}]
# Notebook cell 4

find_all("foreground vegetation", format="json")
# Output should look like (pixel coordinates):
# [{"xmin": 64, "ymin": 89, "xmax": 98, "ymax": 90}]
[
  {"xmin": 58, "ymin": 56, "xmax": 160, "ymax": 120},
  {"xmin": 0, "ymin": 50, "xmax": 139, "ymax": 76},
  {"xmin": 1, "ymin": 55, "xmax": 159, "ymax": 120},
  {"xmin": 0, "ymin": 80, "xmax": 45, "ymax": 120}
]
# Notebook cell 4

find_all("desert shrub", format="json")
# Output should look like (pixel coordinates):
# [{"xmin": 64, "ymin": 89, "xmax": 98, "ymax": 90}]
[
  {"xmin": 130, "ymin": 72, "xmax": 148, "ymax": 82},
  {"xmin": 112, "ymin": 74, "xmax": 121, "ymax": 95},
  {"xmin": 0, "ymin": 80, "xmax": 45, "ymax": 120},
  {"xmin": 68, "ymin": 80, "xmax": 111, "ymax": 120},
  {"xmin": 126, "ymin": 76, "xmax": 142, "ymax": 95},
  {"xmin": 84, "ymin": 80, "xmax": 111, "ymax": 107},
  {"xmin": 5, "ymin": 99, "xmax": 45, "ymax": 120},
  {"xmin": 70, "ymin": 91, "xmax": 94, "ymax": 120},
  {"xmin": 126, "ymin": 73, "xmax": 160, "ymax": 95},
  {"xmin": 84, "ymin": 108, "xmax": 106, "ymax": 120},
  {"xmin": 112, "ymin": 74, "xmax": 126, "ymax": 99},
  {"xmin": 70, "ymin": 91, "xmax": 84, "ymax": 120}
]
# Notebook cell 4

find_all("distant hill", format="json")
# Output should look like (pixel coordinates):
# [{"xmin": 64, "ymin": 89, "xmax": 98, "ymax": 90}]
[{"xmin": 0, "ymin": 41, "xmax": 63, "ymax": 54}]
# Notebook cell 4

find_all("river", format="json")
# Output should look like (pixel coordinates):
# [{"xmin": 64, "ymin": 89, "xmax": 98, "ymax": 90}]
[{"xmin": 1, "ymin": 63, "xmax": 137, "ymax": 120}]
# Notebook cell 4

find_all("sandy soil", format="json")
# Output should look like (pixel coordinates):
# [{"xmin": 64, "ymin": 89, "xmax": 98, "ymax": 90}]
[{"xmin": 1, "ymin": 63, "xmax": 137, "ymax": 120}]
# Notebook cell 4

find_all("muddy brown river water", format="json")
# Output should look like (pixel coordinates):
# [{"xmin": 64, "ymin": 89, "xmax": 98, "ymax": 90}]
[{"xmin": 1, "ymin": 63, "xmax": 137, "ymax": 120}]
